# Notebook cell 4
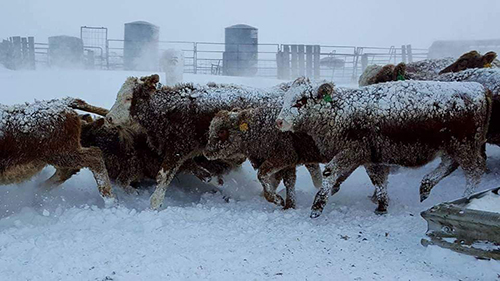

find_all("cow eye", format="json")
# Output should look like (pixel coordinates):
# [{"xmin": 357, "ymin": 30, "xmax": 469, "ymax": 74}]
[
  {"xmin": 292, "ymin": 97, "xmax": 308, "ymax": 108},
  {"xmin": 125, "ymin": 97, "xmax": 132, "ymax": 102},
  {"xmin": 218, "ymin": 129, "xmax": 229, "ymax": 143}
]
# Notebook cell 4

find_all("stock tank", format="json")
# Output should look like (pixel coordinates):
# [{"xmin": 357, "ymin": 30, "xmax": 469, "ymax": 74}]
[
  {"xmin": 123, "ymin": 21, "xmax": 160, "ymax": 71},
  {"xmin": 223, "ymin": 24, "xmax": 258, "ymax": 76}
]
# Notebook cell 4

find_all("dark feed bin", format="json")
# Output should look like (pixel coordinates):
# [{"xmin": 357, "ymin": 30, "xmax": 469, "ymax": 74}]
[
  {"xmin": 421, "ymin": 187, "xmax": 500, "ymax": 260},
  {"xmin": 48, "ymin": 36, "xmax": 84, "ymax": 68},
  {"xmin": 124, "ymin": 21, "xmax": 160, "ymax": 71},
  {"xmin": 223, "ymin": 24, "xmax": 258, "ymax": 76}
]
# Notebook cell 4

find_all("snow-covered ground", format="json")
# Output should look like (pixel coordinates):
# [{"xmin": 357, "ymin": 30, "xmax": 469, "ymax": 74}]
[{"xmin": 1, "ymin": 68, "xmax": 499, "ymax": 281}]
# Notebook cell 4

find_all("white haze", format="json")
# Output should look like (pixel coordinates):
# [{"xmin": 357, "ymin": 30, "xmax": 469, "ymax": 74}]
[{"xmin": 1, "ymin": 0, "xmax": 499, "ymax": 48}]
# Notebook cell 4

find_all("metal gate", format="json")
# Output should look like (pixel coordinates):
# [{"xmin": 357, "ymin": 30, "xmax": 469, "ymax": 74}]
[{"xmin": 80, "ymin": 26, "xmax": 108, "ymax": 69}]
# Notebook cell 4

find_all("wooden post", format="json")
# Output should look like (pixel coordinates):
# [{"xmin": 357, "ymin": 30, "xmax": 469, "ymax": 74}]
[
  {"xmin": 11, "ymin": 36, "xmax": 22, "ymax": 70},
  {"xmin": 313, "ymin": 45, "xmax": 320, "ymax": 80},
  {"xmin": 283, "ymin": 45, "xmax": 290, "ymax": 80},
  {"xmin": 21, "ymin": 37, "xmax": 28, "ymax": 68},
  {"xmin": 401, "ymin": 45, "xmax": 407, "ymax": 63},
  {"xmin": 28, "ymin": 37, "xmax": 35, "ymax": 70},
  {"xmin": 407, "ymin": 44, "xmax": 413, "ymax": 63},
  {"xmin": 298, "ymin": 45, "xmax": 305, "ymax": 77},
  {"xmin": 306, "ymin": 45, "xmax": 313, "ymax": 78},
  {"xmin": 291, "ymin": 45, "xmax": 298, "ymax": 79}
]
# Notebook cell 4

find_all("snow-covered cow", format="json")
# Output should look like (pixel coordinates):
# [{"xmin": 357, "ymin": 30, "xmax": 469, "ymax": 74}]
[
  {"xmin": 276, "ymin": 78, "xmax": 491, "ymax": 218},
  {"xmin": 106, "ymin": 75, "xmax": 288, "ymax": 210},
  {"xmin": 0, "ymin": 98, "xmax": 115, "ymax": 205},
  {"xmin": 204, "ymin": 107, "xmax": 326, "ymax": 209}
]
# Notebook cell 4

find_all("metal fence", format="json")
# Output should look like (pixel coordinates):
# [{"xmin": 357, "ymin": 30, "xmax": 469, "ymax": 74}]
[
  {"xmin": 104, "ymin": 39, "xmax": 428, "ymax": 83},
  {"xmin": 2, "ymin": 35, "xmax": 429, "ymax": 83}
]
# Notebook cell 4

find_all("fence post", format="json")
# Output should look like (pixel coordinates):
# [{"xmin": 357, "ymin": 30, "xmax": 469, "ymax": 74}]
[
  {"xmin": 313, "ymin": 45, "xmax": 320, "ymax": 80},
  {"xmin": 407, "ymin": 44, "xmax": 413, "ymax": 63},
  {"xmin": 28, "ymin": 37, "xmax": 35, "ymax": 70},
  {"xmin": 298, "ymin": 45, "xmax": 305, "ymax": 77},
  {"xmin": 291, "ymin": 45, "xmax": 298, "ymax": 79},
  {"xmin": 401, "ymin": 45, "xmax": 407, "ymax": 63},
  {"xmin": 11, "ymin": 36, "xmax": 22, "ymax": 70},
  {"xmin": 283, "ymin": 45, "xmax": 290, "ymax": 80},
  {"xmin": 21, "ymin": 37, "xmax": 28, "ymax": 68},
  {"xmin": 306, "ymin": 45, "xmax": 313, "ymax": 78},
  {"xmin": 276, "ymin": 48, "xmax": 283, "ymax": 79},
  {"xmin": 361, "ymin": 53, "xmax": 368, "ymax": 72}
]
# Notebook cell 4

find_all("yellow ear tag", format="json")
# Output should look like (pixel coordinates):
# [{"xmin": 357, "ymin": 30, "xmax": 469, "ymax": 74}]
[
  {"xmin": 484, "ymin": 63, "xmax": 492, "ymax": 68},
  {"xmin": 239, "ymin": 122, "xmax": 249, "ymax": 132}
]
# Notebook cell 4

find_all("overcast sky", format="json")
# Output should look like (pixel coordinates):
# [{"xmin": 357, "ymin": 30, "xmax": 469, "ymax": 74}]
[{"xmin": 1, "ymin": 0, "xmax": 499, "ymax": 48}]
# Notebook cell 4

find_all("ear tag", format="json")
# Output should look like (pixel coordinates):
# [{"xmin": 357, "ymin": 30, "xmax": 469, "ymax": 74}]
[
  {"xmin": 397, "ymin": 73, "xmax": 405, "ymax": 81},
  {"xmin": 323, "ymin": 94, "xmax": 332, "ymax": 103},
  {"xmin": 239, "ymin": 122, "xmax": 249, "ymax": 132},
  {"xmin": 484, "ymin": 63, "xmax": 492, "ymax": 68}
]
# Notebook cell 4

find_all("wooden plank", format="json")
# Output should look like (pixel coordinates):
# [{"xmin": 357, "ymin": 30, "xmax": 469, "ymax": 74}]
[
  {"xmin": 11, "ymin": 36, "xmax": 22, "ymax": 70},
  {"xmin": 290, "ymin": 45, "xmax": 298, "ymax": 78},
  {"xmin": 313, "ymin": 45, "xmax": 320, "ymax": 79},
  {"xmin": 283, "ymin": 45, "xmax": 290, "ymax": 80},
  {"xmin": 28, "ymin": 37, "xmax": 35, "ymax": 70},
  {"xmin": 306, "ymin": 45, "xmax": 313, "ymax": 78},
  {"xmin": 298, "ymin": 45, "xmax": 305, "ymax": 77}
]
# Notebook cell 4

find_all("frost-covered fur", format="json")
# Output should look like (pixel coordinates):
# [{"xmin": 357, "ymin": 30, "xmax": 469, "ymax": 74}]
[
  {"xmin": 277, "ymin": 78, "xmax": 491, "ymax": 218},
  {"xmin": 160, "ymin": 49, "xmax": 184, "ymax": 86},
  {"xmin": 0, "ymin": 98, "xmax": 115, "ymax": 204},
  {"xmin": 359, "ymin": 58, "xmax": 456, "ymax": 86},
  {"xmin": 107, "ymin": 75, "xmax": 287, "ymax": 209},
  {"xmin": 48, "ymin": 117, "xmax": 243, "ymax": 192},
  {"xmin": 437, "ymin": 68, "xmax": 500, "ymax": 146},
  {"xmin": 204, "ymin": 107, "xmax": 329, "ymax": 209}
]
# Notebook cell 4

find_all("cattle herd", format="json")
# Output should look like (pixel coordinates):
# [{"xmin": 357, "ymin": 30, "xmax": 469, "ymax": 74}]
[{"xmin": 1, "ymin": 50, "xmax": 499, "ymax": 218}]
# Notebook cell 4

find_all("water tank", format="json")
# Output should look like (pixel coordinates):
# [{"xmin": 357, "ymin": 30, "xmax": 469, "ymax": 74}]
[
  {"xmin": 123, "ymin": 21, "xmax": 160, "ymax": 71},
  {"xmin": 223, "ymin": 24, "xmax": 258, "ymax": 76},
  {"xmin": 48, "ymin": 35, "xmax": 83, "ymax": 68}
]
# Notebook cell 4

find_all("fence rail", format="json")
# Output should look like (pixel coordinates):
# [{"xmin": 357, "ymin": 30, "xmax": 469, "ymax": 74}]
[{"xmin": 2, "ymin": 36, "xmax": 429, "ymax": 83}]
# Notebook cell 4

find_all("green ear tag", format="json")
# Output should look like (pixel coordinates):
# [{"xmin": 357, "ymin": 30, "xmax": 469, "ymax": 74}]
[
  {"xmin": 323, "ymin": 94, "xmax": 332, "ymax": 103},
  {"xmin": 397, "ymin": 73, "xmax": 405, "ymax": 81}
]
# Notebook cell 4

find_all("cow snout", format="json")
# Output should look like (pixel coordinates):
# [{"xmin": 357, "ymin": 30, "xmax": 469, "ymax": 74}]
[{"xmin": 275, "ymin": 119, "xmax": 284, "ymax": 129}]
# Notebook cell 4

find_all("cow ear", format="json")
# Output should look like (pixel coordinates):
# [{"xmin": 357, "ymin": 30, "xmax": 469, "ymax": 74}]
[
  {"xmin": 140, "ymin": 74, "xmax": 160, "ymax": 89},
  {"xmin": 292, "ymin": 76, "xmax": 310, "ymax": 86},
  {"xmin": 317, "ymin": 83, "xmax": 334, "ymax": 102}
]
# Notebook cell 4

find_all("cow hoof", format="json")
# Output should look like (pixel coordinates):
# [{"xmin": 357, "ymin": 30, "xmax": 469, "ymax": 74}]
[
  {"xmin": 310, "ymin": 209, "xmax": 322, "ymax": 218},
  {"xmin": 374, "ymin": 208, "xmax": 387, "ymax": 215},
  {"xmin": 284, "ymin": 200, "xmax": 296, "ymax": 210},
  {"xmin": 420, "ymin": 193, "xmax": 429, "ymax": 202},
  {"xmin": 103, "ymin": 196, "xmax": 117, "ymax": 208},
  {"xmin": 150, "ymin": 195, "xmax": 164, "ymax": 210}
]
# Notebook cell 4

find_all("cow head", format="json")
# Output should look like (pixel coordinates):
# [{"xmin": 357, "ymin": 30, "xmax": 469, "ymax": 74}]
[
  {"xmin": 106, "ymin": 75, "xmax": 159, "ymax": 126},
  {"xmin": 204, "ymin": 109, "xmax": 249, "ymax": 160},
  {"xmin": 276, "ymin": 77, "xmax": 334, "ymax": 132}
]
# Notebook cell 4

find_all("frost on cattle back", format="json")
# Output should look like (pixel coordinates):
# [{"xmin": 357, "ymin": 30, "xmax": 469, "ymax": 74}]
[
  {"xmin": 0, "ymin": 98, "xmax": 74, "ymax": 138},
  {"xmin": 437, "ymin": 68, "xmax": 500, "ymax": 94}
]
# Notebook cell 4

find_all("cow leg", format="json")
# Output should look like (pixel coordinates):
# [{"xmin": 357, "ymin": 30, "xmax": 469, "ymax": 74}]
[
  {"xmin": 257, "ymin": 160, "xmax": 297, "ymax": 207},
  {"xmin": 419, "ymin": 155, "xmax": 459, "ymax": 202},
  {"xmin": 46, "ymin": 147, "xmax": 115, "ymax": 206},
  {"xmin": 42, "ymin": 168, "xmax": 80, "ymax": 188},
  {"xmin": 364, "ymin": 164, "xmax": 391, "ymax": 214},
  {"xmin": 305, "ymin": 163, "xmax": 322, "ymax": 189},
  {"xmin": 311, "ymin": 150, "xmax": 364, "ymax": 218},
  {"xmin": 150, "ymin": 152, "xmax": 194, "ymax": 210},
  {"xmin": 281, "ymin": 167, "xmax": 297, "ymax": 209},
  {"xmin": 458, "ymin": 151, "xmax": 486, "ymax": 198}
]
